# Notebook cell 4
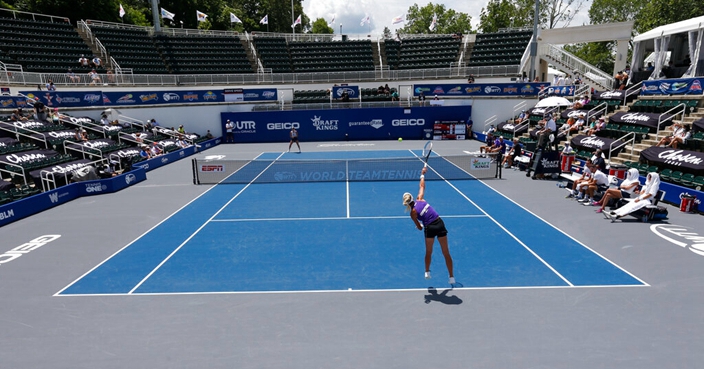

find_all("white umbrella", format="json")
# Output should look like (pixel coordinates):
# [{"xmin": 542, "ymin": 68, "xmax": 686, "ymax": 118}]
[{"xmin": 535, "ymin": 96, "xmax": 572, "ymax": 108}]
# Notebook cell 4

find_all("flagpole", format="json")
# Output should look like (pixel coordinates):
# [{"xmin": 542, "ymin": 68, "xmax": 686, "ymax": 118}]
[{"xmin": 291, "ymin": 0, "xmax": 295, "ymax": 35}]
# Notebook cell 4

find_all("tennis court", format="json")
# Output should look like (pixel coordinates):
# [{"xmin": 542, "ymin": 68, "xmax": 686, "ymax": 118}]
[{"xmin": 57, "ymin": 149, "xmax": 645, "ymax": 296}]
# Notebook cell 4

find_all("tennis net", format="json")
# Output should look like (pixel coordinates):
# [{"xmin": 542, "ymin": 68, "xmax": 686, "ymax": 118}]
[{"xmin": 192, "ymin": 154, "xmax": 501, "ymax": 185}]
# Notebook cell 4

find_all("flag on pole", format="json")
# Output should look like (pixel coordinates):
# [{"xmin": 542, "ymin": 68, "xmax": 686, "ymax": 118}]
[
  {"xmin": 160, "ymin": 7, "xmax": 175, "ymax": 20},
  {"xmin": 360, "ymin": 15, "xmax": 370, "ymax": 27},
  {"xmin": 230, "ymin": 12, "xmax": 242, "ymax": 23},
  {"xmin": 429, "ymin": 13, "xmax": 437, "ymax": 31},
  {"xmin": 391, "ymin": 14, "xmax": 405, "ymax": 24},
  {"xmin": 291, "ymin": 14, "xmax": 301, "ymax": 28},
  {"xmin": 328, "ymin": 14, "xmax": 336, "ymax": 27},
  {"xmin": 118, "ymin": 4, "xmax": 126, "ymax": 18},
  {"xmin": 260, "ymin": 15, "xmax": 268, "ymax": 25},
  {"xmin": 196, "ymin": 10, "xmax": 208, "ymax": 22}
]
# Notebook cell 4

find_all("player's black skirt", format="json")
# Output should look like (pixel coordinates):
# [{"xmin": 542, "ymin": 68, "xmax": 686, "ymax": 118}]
[{"xmin": 424, "ymin": 217, "xmax": 448, "ymax": 239}]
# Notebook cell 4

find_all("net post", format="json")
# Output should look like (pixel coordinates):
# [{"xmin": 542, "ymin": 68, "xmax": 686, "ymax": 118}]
[{"xmin": 192, "ymin": 158, "xmax": 199, "ymax": 185}]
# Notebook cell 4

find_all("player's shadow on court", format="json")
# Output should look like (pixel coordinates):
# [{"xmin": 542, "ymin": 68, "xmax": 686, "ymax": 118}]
[{"xmin": 424, "ymin": 287, "xmax": 463, "ymax": 305}]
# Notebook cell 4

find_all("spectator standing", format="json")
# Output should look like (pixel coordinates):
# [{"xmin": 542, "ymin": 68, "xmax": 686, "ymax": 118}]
[{"xmin": 225, "ymin": 119, "xmax": 234, "ymax": 143}]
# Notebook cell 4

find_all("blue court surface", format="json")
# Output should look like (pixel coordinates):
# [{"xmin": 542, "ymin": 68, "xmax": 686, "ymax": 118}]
[{"xmin": 57, "ymin": 150, "xmax": 646, "ymax": 296}]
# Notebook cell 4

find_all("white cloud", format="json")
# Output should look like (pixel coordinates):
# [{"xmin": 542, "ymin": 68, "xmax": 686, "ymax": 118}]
[{"xmin": 304, "ymin": 0, "xmax": 593, "ymax": 35}]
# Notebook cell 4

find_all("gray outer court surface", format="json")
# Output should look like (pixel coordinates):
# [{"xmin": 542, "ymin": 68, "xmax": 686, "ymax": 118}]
[{"xmin": 1, "ymin": 139, "xmax": 703, "ymax": 369}]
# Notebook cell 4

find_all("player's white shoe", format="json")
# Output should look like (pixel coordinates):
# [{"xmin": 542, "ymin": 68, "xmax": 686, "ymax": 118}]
[
  {"xmin": 449, "ymin": 277, "xmax": 456, "ymax": 285},
  {"xmin": 425, "ymin": 271, "xmax": 431, "ymax": 279}
]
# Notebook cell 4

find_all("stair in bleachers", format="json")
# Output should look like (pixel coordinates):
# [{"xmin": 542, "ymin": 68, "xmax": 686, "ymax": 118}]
[
  {"xmin": 253, "ymin": 37, "xmax": 292, "ymax": 73},
  {"xmin": 90, "ymin": 26, "xmax": 169, "ymax": 74},
  {"xmin": 383, "ymin": 40, "xmax": 400, "ymax": 70},
  {"xmin": 154, "ymin": 34, "xmax": 253, "ymax": 74},
  {"xmin": 0, "ymin": 16, "xmax": 95, "ymax": 74}
]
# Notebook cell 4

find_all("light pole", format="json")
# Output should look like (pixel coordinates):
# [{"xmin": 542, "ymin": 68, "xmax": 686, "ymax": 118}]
[{"xmin": 340, "ymin": 24, "xmax": 342, "ymax": 35}]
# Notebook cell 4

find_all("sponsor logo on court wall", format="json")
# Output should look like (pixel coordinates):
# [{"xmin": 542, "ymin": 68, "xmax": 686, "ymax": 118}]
[
  {"xmin": 471, "ymin": 158, "xmax": 491, "ymax": 170},
  {"xmin": 48, "ymin": 191, "xmax": 70, "ymax": 204},
  {"xmin": 650, "ymin": 224, "xmax": 704, "ymax": 256},
  {"xmin": 0, "ymin": 208, "xmax": 14, "ymax": 221},
  {"xmin": 273, "ymin": 169, "xmax": 422, "ymax": 182},
  {"xmin": 311, "ymin": 116, "xmax": 338, "ymax": 130},
  {"xmin": 85, "ymin": 183, "xmax": 106, "ymax": 193},
  {"xmin": 0, "ymin": 235, "xmax": 61, "ymax": 265},
  {"xmin": 267, "ymin": 122, "xmax": 299, "ymax": 130},
  {"xmin": 392, "ymin": 119, "xmax": 424, "ymax": 126},
  {"xmin": 349, "ymin": 119, "xmax": 383, "ymax": 129},
  {"xmin": 233, "ymin": 120, "xmax": 256, "ymax": 134},
  {"xmin": 125, "ymin": 173, "xmax": 137, "ymax": 184}
]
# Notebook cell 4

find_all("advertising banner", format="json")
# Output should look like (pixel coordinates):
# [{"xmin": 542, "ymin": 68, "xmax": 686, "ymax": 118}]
[
  {"xmin": 332, "ymin": 86, "xmax": 359, "ymax": 99},
  {"xmin": 542, "ymin": 85, "xmax": 576, "ymax": 97},
  {"xmin": 641, "ymin": 78, "xmax": 703, "ymax": 95},
  {"xmin": 222, "ymin": 106, "xmax": 472, "ymax": 143},
  {"xmin": 592, "ymin": 90, "xmax": 626, "ymax": 100},
  {"xmin": 19, "ymin": 91, "xmax": 103, "ymax": 108},
  {"xmin": 609, "ymin": 111, "xmax": 674, "ymax": 130},
  {"xmin": 640, "ymin": 147, "xmax": 704, "ymax": 173},
  {"xmin": 570, "ymin": 135, "xmax": 626, "ymax": 155},
  {"xmin": 560, "ymin": 109, "xmax": 603, "ymax": 120},
  {"xmin": 693, "ymin": 118, "xmax": 704, "ymax": 133},
  {"xmin": 0, "ymin": 95, "xmax": 32, "ymax": 109},
  {"xmin": 413, "ymin": 83, "xmax": 547, "ymax": 97}
]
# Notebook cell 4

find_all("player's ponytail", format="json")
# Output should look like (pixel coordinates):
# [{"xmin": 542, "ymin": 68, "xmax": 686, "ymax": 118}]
[{"xmin": 402, "ymin": 192, "xmax": 414, "ymax": 212}]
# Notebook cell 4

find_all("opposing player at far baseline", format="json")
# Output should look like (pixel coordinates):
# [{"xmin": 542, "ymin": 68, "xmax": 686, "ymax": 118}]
[{"xmin": 403, "ymin": 166, "xmax": 455, "ymax": 285}]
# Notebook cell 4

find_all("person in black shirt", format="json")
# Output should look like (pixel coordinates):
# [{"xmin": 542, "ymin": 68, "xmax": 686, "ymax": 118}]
[{"xmin": 592, "ymin": 149, "xmax": 606, "ymax": 172}]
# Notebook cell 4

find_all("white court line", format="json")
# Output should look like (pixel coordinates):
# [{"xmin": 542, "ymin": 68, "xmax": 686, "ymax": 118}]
[
  {"xmin": 410, "ymin": 151, "xmax": 575, "ymax": 287},
  {"xmin": 126, "ymin": 152, "xmax": 287, "ymax": 294},
  {"xmin": 346, "ymin": 160, "xmax": 350, "ymax": 218},
  {"xmin": 433, "ymin": 151, "xmax": 648, "ymax": 287},
  {"xmin": 53, "ymin": 152, "xmax": 275, "ymax": 297},
  {"xmin": 55, "ymin": 283, "xmax": 649, "ymax": 297},
  {"xmin": 210, "ymin": 214, "xmax": 488, "ymax": 222}
]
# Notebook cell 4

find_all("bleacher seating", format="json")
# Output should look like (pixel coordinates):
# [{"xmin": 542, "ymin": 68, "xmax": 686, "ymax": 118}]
[
  {"xmin": 468, "ymin": 30, "xmax": 532, "ymax": 67},
  {"xmin": 90, "ymin": 26, "xmax": 169, "ymax": 74},
  {"xmin": 0, "ymin": 16, "xmax": 95, "ymax": 74},
  {"xmin": 154, "ymin": 34, "xmax": 253, "ymax": 74},
  {"xmin": 253, "ymin": 37, "xmax": 292, "ymax": 73},
  {"xmin": 396, "ymin": 37, "xmax": 460, "ymax": 70},
  {"xmin": 383, "ymin": 40, "xmax": 400, "ymax": 69},
  {"xmin": 288, "ymin": 40, "xmax": 374, "ymax": 72},
  {"xmin": 292, "ymin": 90, "xmax": 329, "ymax": 104}
]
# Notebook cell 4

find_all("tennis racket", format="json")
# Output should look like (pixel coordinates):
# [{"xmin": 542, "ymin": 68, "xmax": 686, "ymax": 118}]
[{"xmin": 422, "ymin": 140, "xmax": 433, "ymax": 167}]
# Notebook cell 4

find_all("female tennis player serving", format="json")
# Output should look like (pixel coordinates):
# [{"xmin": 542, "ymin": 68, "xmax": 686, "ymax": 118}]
[{"xmin": 403, "ymin": 167, "xmax": 455, "ymax": 285}]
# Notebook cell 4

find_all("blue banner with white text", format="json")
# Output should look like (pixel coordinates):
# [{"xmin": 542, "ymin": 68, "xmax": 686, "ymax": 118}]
[
  {"xmin": 332, "ymin": 86, "xmax": 359, "ymax": 99},
  {"xmin": 0, "ymin": 95, "xmax": 32, "ymax": 109},
  {"xmin": 222, "ymin": 106, "xmax": 471, "ymax": 143},
  {"xmin": 413, "ymin": 83, "xmax": 548, "ymax": 97},
  {"xmin": 641, "ymin": 78, "xmax": 704, "ymax": 95}
]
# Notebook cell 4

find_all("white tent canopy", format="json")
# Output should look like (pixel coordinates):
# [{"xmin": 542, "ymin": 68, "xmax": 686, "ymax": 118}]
[{"xmin": 630, "ymin": 16, "xmax": 704, "ymax": 80}]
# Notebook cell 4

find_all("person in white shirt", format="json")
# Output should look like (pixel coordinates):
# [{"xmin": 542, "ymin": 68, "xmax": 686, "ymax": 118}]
[
  {"xmin": 579, "ymin": 166, "xmax": 609, "ymax": 204},
  {"xmin": 607, "ymin": 172, "xmax": 661, "ymax": 222}
]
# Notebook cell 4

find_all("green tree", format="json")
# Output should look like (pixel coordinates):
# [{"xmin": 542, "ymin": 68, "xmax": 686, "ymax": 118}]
[
  {"xmin": 564, "ymin": 42, "xmax": 614, "ymax": 74},
  {"xmin": 310, "ymin": 17, "xmax": 333, "ymax": 34},
  {"xmin": 399, "ymin": 3, "xmax": 472, "ymax": 34},
  {"xmin": 382, "ymin": 26, "xmax": 393, "ymax": 39},
  {"xmin": 637, "ymin": 0, "xmax": 704, "ymax": 34},
  {"xmin": 478, "ymin": 0, "xmax": 525, "ymax": 33}
]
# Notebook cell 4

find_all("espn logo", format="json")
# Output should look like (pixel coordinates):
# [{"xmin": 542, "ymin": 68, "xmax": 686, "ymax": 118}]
[{"xmin": 200, "ymin": 164, "xmax": 224, "ymax": 172}]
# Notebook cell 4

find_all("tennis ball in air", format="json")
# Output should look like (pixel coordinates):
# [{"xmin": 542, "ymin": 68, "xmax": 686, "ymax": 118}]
[{"xmin": 398, "ymin": 137, "xmax": 403, "ymax": 141}]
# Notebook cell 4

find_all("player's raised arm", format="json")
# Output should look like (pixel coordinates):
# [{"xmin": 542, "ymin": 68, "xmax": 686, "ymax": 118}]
[{"xmin": 417, "ymin": 167, "xmax": 427, "ymax": 201}]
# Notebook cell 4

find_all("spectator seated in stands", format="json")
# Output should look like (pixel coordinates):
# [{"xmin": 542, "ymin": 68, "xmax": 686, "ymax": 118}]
[
  {"xmin": 391, "ymin": 90, "xmax": 399, "ymax": 102},
  {"xmin": 46, "ymin": 80, "xmax": 56, "ymax": 91},
  {"xmin": 467, "ymin": 75, "xmax": 475, "ymax": 84},
  {"xmin": 177, "ymin": 125, "xmax": 186, "ymax": 134},
  {"xmin": 98, "ymin": 160, "xmax": 118, "ymax": 178},
  {"xmin": 205, "ymin": 130, "xmax": 214, "ymax": 139},
  {"xmin": 479, "ymin": 132, "xmax": 495, "ymax": 154},
  {"xmin": 591, "ymin": 149, "xmax": 607, "ymax": 173},
  {"xmin": 514, "ymin": 110, "xmax": 527, "ymax": 123},
  {"xmin": 667, "ymin": 124, "xmax": 691, "ymax": 149},
  {"xmin": 49, "ymin": 108, "xmax": 60, "ymax": 123},
  {"xmin": 67, "ymin": 69, "xmax": 80, "ymax": 83},
  {"xmin": 606, "ymin": 172, "xmax": 660, "ymax": 222},
  {"xmin": 106, "ymin": 70, "xmax": 115, "ymax": 84},
  {"xmin": 177, "ymin": 135, "xmax": 189, "ymax": 149},
  {"xmin": 377, "ymin": 85, "xmax": 385, "ymax": 94},
  {"xmin": 566, "ymin": 159, "xmax": 593, "ymax": 199},
  {"xmin": 89, "ymin": 69, "xmax": 102, "ymax": 86},
  {"xmin": 502, "ymin": 138, "xmax": 522, "ymax": 169},
  {"xmin": 74, "ymin": 128, "xmax": 88, "ymax": 142},
  {"xmin": 10, "ymin": 109, "xmax": 28, "ymax": 122},
  {"xmin": 100, "ymin": 114, "xmax": 110, "ymax": 125},
  {"xmin": 139, "ymin": 145, "xmax": 151, "ymax": 159},
  {"xmin": 572, "ymin": 96, "xmax": 589, "ymax": 109},
  {"xmin": 578, "ymin": 162, "xmax": 609, "ymax": 204},
  {"xmin": 558, "ymin": 116, "xmax": 576, "ymax": 135},
  {"xmin": 150, "ymin": 142, "xmax": 163, "ymax": 157},
  {"xmin": 645, "ymin": 62, "xmax": 654, "ymax": 72},
  {"xmin": 656, "ymin": 122, "xmax": 685, "ymax": 147},
  {"xmin": 587, "ymin": 117, "xmax": 606, "ymax": 136},
  {"xmin": 78, "ymin": 55, "xmax": 90, "ymax": 68},
  {"xmin": 92, "ymin": 56, "xmax": 103, "ymax": 69},
  {"xmin": 134, "ymin": 132, "xmax": 144, "ymax": 144},
  {"xmin": 593, "ymin": 168, "xmax": 640, "ymax": 213}
]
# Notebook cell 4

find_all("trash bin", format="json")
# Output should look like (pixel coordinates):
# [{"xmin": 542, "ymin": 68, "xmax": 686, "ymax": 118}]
[
  {"xmin": 609, "ymin": 164, "xmax": 628, "ymax": 179},
  {"xmin": 680, "ymin": 193, "xmax": 697, "ymax": 213},
  {"xmin": 561, "ymin": 154, "xmax": 575, "ymax": 173}
]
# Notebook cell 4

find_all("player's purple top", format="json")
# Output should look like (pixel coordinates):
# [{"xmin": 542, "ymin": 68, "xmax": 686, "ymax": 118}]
[{"xmin": 413, "ymin": 200, "xmax": 439, "ymax": 226}]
